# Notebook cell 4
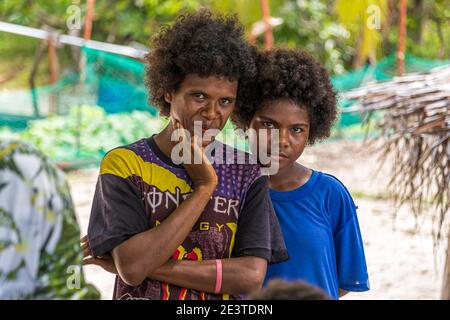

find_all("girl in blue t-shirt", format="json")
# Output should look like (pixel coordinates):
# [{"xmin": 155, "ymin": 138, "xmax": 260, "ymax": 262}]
[{"xmin": 236, "ymin": 48, "xmax": 370, "ymax": 299}]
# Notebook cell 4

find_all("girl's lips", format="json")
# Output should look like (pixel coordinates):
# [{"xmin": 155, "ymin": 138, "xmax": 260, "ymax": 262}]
[{"xmin": 270, "ymin": 153, "xmax": 289, "ymax": 160}]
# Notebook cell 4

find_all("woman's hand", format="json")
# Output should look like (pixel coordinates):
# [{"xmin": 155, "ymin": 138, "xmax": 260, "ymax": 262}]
[
  {"xmin": 81, "ymin": 235, "xmax": 118, "ymax": 275},
  {"xmin": 173, "ymin": 120, "xmax": 218, "ymax": 192}
]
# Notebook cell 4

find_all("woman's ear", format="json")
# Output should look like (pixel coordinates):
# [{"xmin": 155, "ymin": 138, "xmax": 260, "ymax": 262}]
[{"xmin": 164, "ymin": 92, "xmax": 172, "ymax": 104}]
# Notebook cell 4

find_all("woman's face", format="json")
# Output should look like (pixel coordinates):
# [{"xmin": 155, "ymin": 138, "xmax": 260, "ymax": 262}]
[
  {"xmin": 250, "ymin": 98, "xmax": 310, "ymax": 173},
  {"xmin": 165, "ymin": 74, "xmax": 238, "ymax": 147}
]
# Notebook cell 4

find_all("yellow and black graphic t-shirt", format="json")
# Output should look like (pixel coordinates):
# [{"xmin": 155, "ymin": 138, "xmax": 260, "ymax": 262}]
[{"xmin": 88, "ymin": 136, "xmax": 288, "ymax": 300}]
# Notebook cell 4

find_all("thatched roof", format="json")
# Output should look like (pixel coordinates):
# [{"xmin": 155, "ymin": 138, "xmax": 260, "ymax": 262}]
[
  {"xmin": 342, "ymin": 65, "xmax": 449, "ymax": 134},
  {"xmin": 341, "ymin": 65, "xmax": 450, "ymax": 241}
]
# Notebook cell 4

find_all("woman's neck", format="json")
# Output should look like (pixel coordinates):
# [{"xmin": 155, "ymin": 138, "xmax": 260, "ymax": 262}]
[{"xmin": 153, "ymin": 123, "xmax": 177, "ymax": 159}]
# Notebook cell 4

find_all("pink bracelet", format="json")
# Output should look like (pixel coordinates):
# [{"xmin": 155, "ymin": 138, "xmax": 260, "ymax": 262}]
[{"xmin": 214, "ymin": 259, "xmax": 222, "ymax": 294}]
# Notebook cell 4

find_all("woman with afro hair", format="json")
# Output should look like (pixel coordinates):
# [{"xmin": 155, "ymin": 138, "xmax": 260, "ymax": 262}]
[
  {"xmin": 83, "ymin": 10, "xmax": 288, "ymax": 300},
  {"xmin": 242, "ymin": 48, "xmax": 370, "ymax": 300}
]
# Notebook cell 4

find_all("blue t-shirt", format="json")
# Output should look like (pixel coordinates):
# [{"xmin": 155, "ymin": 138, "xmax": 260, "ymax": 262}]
[{"xmin": 264, "ymin": 170, "xmax": 369, "ymax": 299}]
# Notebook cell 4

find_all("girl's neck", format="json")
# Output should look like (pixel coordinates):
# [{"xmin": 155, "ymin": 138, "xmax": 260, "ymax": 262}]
[{"xmin": 269, "ymin": 162, "xmax": 312, "ymax": 192}]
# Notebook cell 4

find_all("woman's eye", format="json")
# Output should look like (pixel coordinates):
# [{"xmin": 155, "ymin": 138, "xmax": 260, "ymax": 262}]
[
  {"xmin": 219, "ymin": 98, "xmax": 231, "ymax": 106},
  {"xmin": 193, "ymin": 93, "xmax": 205, "ymax": 100},
  {"xmin": 262, "ymin": 121, "xmax": 274, "ymax": 129},
  {"xmin": 292, "ymin": 127, "xmax": 303, "ymax": 133}
]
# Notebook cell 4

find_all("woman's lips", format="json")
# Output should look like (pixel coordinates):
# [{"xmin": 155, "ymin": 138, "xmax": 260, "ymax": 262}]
[{"xmin": 201, "ymin": 126, "xmax": 218, "ymax": 134}]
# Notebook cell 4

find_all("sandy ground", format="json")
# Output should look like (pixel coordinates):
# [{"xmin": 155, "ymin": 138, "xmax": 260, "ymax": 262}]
[{"xmin": 69, "ymin": 140, "xmax": 447, "ymax": 300}]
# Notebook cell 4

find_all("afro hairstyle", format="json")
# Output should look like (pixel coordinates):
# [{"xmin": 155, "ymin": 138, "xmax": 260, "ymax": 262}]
[
  {"xmin": 236, "ymin": 48, "xmax": 337, "ymax": 145},
  {"xmin": 145, "ymin": 9, "xmax": 257, "ymax": 117}
]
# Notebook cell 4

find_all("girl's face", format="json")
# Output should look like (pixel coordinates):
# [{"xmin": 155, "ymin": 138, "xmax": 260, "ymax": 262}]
[{"xmin": 250, "ymin": 98, "xmax": 310, "ymax": 172}]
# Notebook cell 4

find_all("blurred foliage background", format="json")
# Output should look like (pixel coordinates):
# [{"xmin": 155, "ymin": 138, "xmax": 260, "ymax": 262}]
[
  {"xmin": 0, "ymin": 0, "xmax": 449, "ymax": 164},
  {"xmin": 1, "ymin": 0, "xmax": 449, "ymax": 89}
]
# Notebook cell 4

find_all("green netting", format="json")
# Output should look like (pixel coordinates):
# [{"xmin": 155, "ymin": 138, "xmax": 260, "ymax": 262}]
[
  {"xmin": 0, "ymin": 46, "xmax": 157, "ymax": 130},
  {"xmin": 0, "ymin": 47, "xmax": 160, "ymax": 166},
  {"xmin": 1, "ymin": 47, "xmax": 448, "ymax": 165},
  {"xmin": 83, "ymin": 47, "xmax": 157, "ymax": 115},
  {"xmin": 332, "ymin": 53, "xmax": 449, "ymax": 92}
]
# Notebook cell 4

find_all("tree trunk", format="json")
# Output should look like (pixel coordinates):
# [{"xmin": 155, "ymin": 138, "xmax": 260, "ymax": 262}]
[
  {"xmin": 47, "ymin": 32, "xmax": 59, "ymax": 115},
  {"xmin": 434, "ymin": 18, "xmax": 446, "ymax": 59},
  {"xmin": 411, "ymin": 0, "xmax": 425, "ymax": 44},
  {"xmin": 442, "ymin": 231, "xmax": 450, "ymax": 299},
  {"xmin": 29, "ymin": 40, "xmax": 47, "ymax": 118}
]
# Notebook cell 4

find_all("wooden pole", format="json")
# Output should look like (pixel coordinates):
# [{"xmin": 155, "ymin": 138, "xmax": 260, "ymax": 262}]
[
  {"xmin": 397, "ymin": 0, "xmax": 407, "ymax": 76},
  {"xmin": 84, "ymin": 0, "xmax": 96, "ymax": 41},
  {"xmin": 260, "ymin": 0, "xmax": 274, "ymax": 49}
]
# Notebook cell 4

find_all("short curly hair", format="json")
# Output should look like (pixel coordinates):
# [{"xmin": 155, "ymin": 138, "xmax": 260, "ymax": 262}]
[
  {"xmin": 237, "ymin": 48, "xmax": 337, "ymax": 145},
  {"xmin": 145, "ymin": 9, "xmax": 256, "ymax": 117}
]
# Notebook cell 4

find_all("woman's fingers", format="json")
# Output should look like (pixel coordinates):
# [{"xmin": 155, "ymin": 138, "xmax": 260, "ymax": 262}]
[
  {"xmin": 172, "ymin": 118, "xmax": 182, "ymax": 130},
  {"xmin": 83, "ymin": 256, "xmax": 118, "ymax": 275},
  {"xmin": 80, "ymin": 236, "xmax": 93, "ymax": 258},
  {"xmin": 81, "ymin": 241, "xmax": 89, "ymax": 250},
  {"xmin": 82, "ymin": 257, "xmax": 96, "ymax": 266},
  {"xmin": 83, "ymin": 247, "xmax": 91, "ymax": 258}
]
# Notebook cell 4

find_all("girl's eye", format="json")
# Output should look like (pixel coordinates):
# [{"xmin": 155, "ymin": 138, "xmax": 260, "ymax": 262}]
[
  {"xmin": 292, "ymin": 127, "xmax": 303, "ymax": 133},
  {"xmin": 262, "ymin": 121, "xmax": 274, "ymax": 129}
]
